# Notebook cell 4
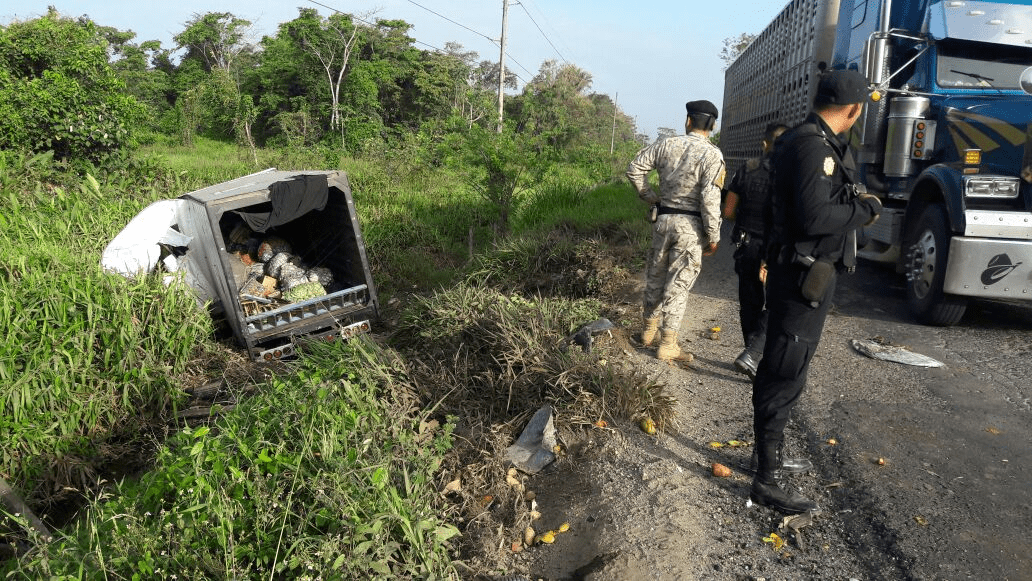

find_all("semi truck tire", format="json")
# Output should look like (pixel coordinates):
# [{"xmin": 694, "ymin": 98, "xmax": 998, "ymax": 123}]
[{"xmin": 903, "ymin": 204, "xmax": 967, "ymax": 325}]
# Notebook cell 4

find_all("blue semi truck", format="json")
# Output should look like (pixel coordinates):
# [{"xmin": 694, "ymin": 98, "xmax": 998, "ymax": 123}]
[{"xmin": 721, "ymin": 0, "xmax": 1032, "ymax": 324}]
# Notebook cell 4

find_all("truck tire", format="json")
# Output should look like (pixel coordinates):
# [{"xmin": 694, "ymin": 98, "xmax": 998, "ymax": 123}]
[{"xmin": 903, "ymin": 204, "xmax": 967, "ymax": 325}]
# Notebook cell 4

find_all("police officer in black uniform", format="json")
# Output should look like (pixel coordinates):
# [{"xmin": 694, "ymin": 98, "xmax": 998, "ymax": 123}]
[
  {"xmin": 723, "ymin": 123, "xmax": 789, "ymax": 379},
  {"xmin": 750, "ymin": 69, "xmax": 882, "ymax": 514}
]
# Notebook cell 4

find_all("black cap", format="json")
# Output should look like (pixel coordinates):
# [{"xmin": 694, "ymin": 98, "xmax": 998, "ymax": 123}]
[
  {"xmin": 685, "ymin": 100, "xmax": 719, "ymax": 118},
  {"xmin": 815, "ymin": 69, "xmax": 870, "ymax": 105}
]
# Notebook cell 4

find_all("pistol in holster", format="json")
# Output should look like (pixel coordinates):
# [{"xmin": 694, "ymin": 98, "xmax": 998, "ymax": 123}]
[{"xmin": 778, "ymin": 247, "xmax": 832, "ymax": 306}]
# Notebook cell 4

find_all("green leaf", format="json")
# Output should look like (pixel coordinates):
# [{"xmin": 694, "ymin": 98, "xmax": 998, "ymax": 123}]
[
  {"xmin": 435, "ymin": 524, "xmax": 460, "ymax": 542},
  {"xmin": 371, "ymin": 466, "xmax": 387, "ymax": 487}
]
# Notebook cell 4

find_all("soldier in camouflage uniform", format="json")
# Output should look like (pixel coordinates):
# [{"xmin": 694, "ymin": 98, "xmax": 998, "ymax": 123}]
[{"xmin": 626, "ymin": 100, "xmax": 725, "ymax": 362}]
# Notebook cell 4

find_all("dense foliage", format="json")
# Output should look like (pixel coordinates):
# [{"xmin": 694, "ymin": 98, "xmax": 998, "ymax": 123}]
[
  {"xmin": 1, "ymin": 6, "xmax": 643, "ymax": 161},
  {"xmin": 0, "ymin": 10, "xmax": 142, "ymax": 165}
]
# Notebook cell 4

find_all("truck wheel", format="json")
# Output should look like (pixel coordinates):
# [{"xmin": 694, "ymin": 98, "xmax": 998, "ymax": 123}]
[{"xmin": 903, "ymin": 204, "xmax": 967, "ymax": 325}]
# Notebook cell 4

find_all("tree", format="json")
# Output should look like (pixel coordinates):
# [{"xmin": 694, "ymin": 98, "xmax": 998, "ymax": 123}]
[
  {"xmin": 110, "ymin": 38, "xmax": 174, "ymax": 131},
  {"xmin": 514, "ymin": 60, "xmax": 596, "ymax": 149},
  {"xmin": 0, "ymin": 8, "xmax": 142, "ymax": 163},
  {"xmin": 720, "ymin": 33, "xmax": 756, "ymax": 70},
  {"xmin": 285, "ymin": 9, "xmax": 363, "ymax": 135},
  {"xmin": 436, "ymin": 43, "xmax": 491, "ymax": 129},
  {"xmin": 447, "ymin": 124, "xmax": 545, "ymax": 237},
  {"xmin": 174, "ymin": 12, "xmax": 252, "ymax": 73},
  {"xmin": 171, "ymin": 13, "xmax": 257, "ymax": 142}
]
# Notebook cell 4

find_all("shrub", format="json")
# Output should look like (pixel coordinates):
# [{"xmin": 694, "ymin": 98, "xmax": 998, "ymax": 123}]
[{"xmin": 0, "ymin": 9, "xmax": 143, "ymax": 166}]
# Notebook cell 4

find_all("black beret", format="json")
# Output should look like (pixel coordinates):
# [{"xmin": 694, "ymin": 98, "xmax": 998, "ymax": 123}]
[
  {"xmin": 685, "ymin": 100, "xmax": 719, "ymax": 118},
  {"xmin": 815, "ymin": 69, "xmax": 870, "ymax": 105}
]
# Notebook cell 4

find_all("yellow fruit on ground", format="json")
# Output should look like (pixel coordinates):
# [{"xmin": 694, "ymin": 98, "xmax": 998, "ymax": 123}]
[
  {"xmin": 640, "ymin": 418, "xmax": 657, "ymax": 435},
  {"xmin": 712, "ymin": 463, "xmax": 732, "ymax": 477},
  {"xmin": 558, "ymin": 522, "xmax": 570, "ymax": 533},
  {"xmin": 535, "ymin": 530, "xmax": 556, "ymax": 544}
]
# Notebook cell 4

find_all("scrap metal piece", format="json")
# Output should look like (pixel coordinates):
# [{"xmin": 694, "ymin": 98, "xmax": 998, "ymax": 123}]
[
  {"xmin": 851, "ymin": 338, "xmax": 944, "ymax": 368},
  {"xmin": 779, "ymin": 512, "xmax": 816, "ymax": 551},
  {"xmin": 560, "ymin": 317, "xmax": 616, "ymax": 353},
  {"xmin": 505, "ymin": 405, "xmax": 557, "ymax": 474}
]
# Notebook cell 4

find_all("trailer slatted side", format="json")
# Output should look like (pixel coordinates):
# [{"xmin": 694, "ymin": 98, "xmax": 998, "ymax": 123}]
[{"xmin": 720, "ymin": 0, "xmax": 840, "ymax": 171}]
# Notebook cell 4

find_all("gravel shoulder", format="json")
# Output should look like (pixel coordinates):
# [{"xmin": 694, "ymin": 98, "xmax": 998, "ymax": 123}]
[{"xmin": 494, "ymin": 236, "xmax": 1032, "ymax": 581}]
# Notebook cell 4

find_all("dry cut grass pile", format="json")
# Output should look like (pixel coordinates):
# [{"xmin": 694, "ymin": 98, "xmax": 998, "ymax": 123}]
[{"xmin": 388, "ymin": 261, "xmax": 676, "ymax": 571}]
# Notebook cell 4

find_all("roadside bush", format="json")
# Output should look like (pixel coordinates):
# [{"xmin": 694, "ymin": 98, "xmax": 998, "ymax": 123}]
[{"xmin": 0, "ymin": 10, "xmax": 142, "ymax": 166}]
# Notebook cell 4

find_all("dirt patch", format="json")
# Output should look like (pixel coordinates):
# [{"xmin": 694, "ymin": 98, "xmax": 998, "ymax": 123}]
[{"xmin": 421, "ymin": 227, "xmax": 939, "ymax": 581}]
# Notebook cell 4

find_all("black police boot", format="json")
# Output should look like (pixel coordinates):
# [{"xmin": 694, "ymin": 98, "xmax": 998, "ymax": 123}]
[
  {"xmin": 733, "ymin": 349, "xmax": 759, "ymax": 379},
  {"xmin": 734, "ymin": 331, "xmax": 765, "ymax": 379},
  {"xmin": 749, "ymin": 449, "xmax": 813, "ymax": 474},
  {"xmin": 750, "ymin": 442, "xmax": 818, "ymax": 515}
]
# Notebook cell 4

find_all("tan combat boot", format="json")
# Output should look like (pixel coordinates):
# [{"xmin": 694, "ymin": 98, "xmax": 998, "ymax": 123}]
[
  {"xmin": 641, "ymin": 316, "xmax": 661, "ymax": 346},
  {"xmin": 657, "ymin": 330, "xmax": 693, "ymax": 362}
]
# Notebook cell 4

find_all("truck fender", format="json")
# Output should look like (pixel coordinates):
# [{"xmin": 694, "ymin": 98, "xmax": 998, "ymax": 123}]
[{"xmin": 906, "ymin": 165, "xmax": 966, "ymax": 235}]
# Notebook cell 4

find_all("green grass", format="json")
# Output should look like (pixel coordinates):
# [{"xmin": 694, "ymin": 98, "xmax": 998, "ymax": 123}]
[
  {"xmin": 0, "ymin": 152, "xmax": 213, "ymax": 504},
  {"xmin": 6, "ymin": 340, "xmax": 458, "ymax": 580}
]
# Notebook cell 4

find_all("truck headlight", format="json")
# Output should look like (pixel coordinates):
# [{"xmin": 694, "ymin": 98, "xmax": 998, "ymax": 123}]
[{"xmin": 964, "ymin": 176, "xmax": 1020, "ymax": 199}]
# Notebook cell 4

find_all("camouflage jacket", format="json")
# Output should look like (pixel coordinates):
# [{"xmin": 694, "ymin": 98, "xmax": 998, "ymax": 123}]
[{"xmin": 626, "ymin": 132, "xmax": 725, "ymax": 244}]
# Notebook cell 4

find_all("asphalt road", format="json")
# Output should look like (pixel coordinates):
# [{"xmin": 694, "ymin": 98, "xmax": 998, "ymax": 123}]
[{"xmin": 696, "ymin": 234, "xmax": 1032, "ymax": 580}]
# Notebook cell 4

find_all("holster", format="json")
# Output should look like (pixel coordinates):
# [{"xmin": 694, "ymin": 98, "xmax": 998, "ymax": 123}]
[
  {"xmin": 801, "ymin": 258, "xmax": 835, "ymax": 303},
  {"xmin": 733, "ymin": 232, "xmax": 764, "ymax": 263}
]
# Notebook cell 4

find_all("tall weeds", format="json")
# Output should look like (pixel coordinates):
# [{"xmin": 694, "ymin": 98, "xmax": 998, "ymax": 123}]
[
  {"xmin": 0, "ymin": 151, "xmax": 212, "ymax": 504},
  {"xmin": 7, "ymin": 340, "xmax": 458, "ymax": 580}
]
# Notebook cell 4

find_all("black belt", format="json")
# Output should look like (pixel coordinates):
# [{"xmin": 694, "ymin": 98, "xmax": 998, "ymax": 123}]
[{"xmin": 657, "ymin": 206, "xmax": 702, "ymax": 217}]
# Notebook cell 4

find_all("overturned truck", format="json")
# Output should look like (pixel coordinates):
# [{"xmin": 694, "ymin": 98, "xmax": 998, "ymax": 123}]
[{"xmin": 102, "ymin": 169, "xmax": 379, "ymax": 360}]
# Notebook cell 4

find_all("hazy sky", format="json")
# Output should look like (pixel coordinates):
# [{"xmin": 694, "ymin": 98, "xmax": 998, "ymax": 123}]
[{"xmin": 2, "ymin": 1, "xmax": 788, "ymax": 139}]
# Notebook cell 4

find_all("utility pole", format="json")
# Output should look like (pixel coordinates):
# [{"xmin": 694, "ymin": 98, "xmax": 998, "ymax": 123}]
[
  {"xmin": 496, "ymin": 0, "xmax": 509, "ymax": 133},
  {"xmin": 610, "ymin": 92, "xmax": 618, "ymax": 155}
]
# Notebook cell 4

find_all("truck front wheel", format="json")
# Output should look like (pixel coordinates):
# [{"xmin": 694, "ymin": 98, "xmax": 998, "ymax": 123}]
[{"xmin": 903, "ymin": 204, "xmax": 968, "ymax": 325}]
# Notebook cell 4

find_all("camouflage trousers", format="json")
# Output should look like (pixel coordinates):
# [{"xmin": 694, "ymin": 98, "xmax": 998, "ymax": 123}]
[{"xmin": 642, "ymin": 215, "xmax": 704, "ymax": 332}]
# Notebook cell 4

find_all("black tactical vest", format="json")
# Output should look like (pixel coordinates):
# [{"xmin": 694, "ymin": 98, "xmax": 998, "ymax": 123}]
[{"xmin": 733, "ymin": 156, "xmax": 774, "ymax": 238}]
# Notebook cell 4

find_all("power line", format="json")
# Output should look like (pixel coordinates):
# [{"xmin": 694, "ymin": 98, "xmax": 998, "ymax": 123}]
[
  {"xmin": 401, "ymin": 0, "xmax": 495, "ymax": 43},
  {"xmin": 520, "ymin": 0, "xmax": 575, "ymax": 62},
  {"xmin": 305, "ymin": 0, "xmax": 447, "ymax": 52},
  {"xmin": 515, "ymin": 1, "xmax": 566, "ymax": 64},
  {"xmin": 307, "ymin": 0, "xmax": 531, "ymax": 83},
  {"xmin": 399, "ymin": 0, "xmax": 532, "ymax": 81}
]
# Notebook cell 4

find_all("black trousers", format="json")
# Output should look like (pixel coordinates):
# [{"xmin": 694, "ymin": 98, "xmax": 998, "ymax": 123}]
[
  {"xmin": 733, "ymin": 239, "xmax": 767, "ymax": 353},
  {"xmin": 752, "ymin": 260, "xmax": 837, "ymax": 446}
]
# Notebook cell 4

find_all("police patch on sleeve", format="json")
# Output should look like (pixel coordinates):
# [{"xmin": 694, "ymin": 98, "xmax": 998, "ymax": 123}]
[{"xmin": 823, "ymin": 157, "xmax": 836, "ymax": 176}]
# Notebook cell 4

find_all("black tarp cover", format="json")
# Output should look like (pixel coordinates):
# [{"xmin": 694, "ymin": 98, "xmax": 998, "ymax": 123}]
[{"xmin": 237, "ymin": 174, "xmax": 329, "ymax": 233}]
